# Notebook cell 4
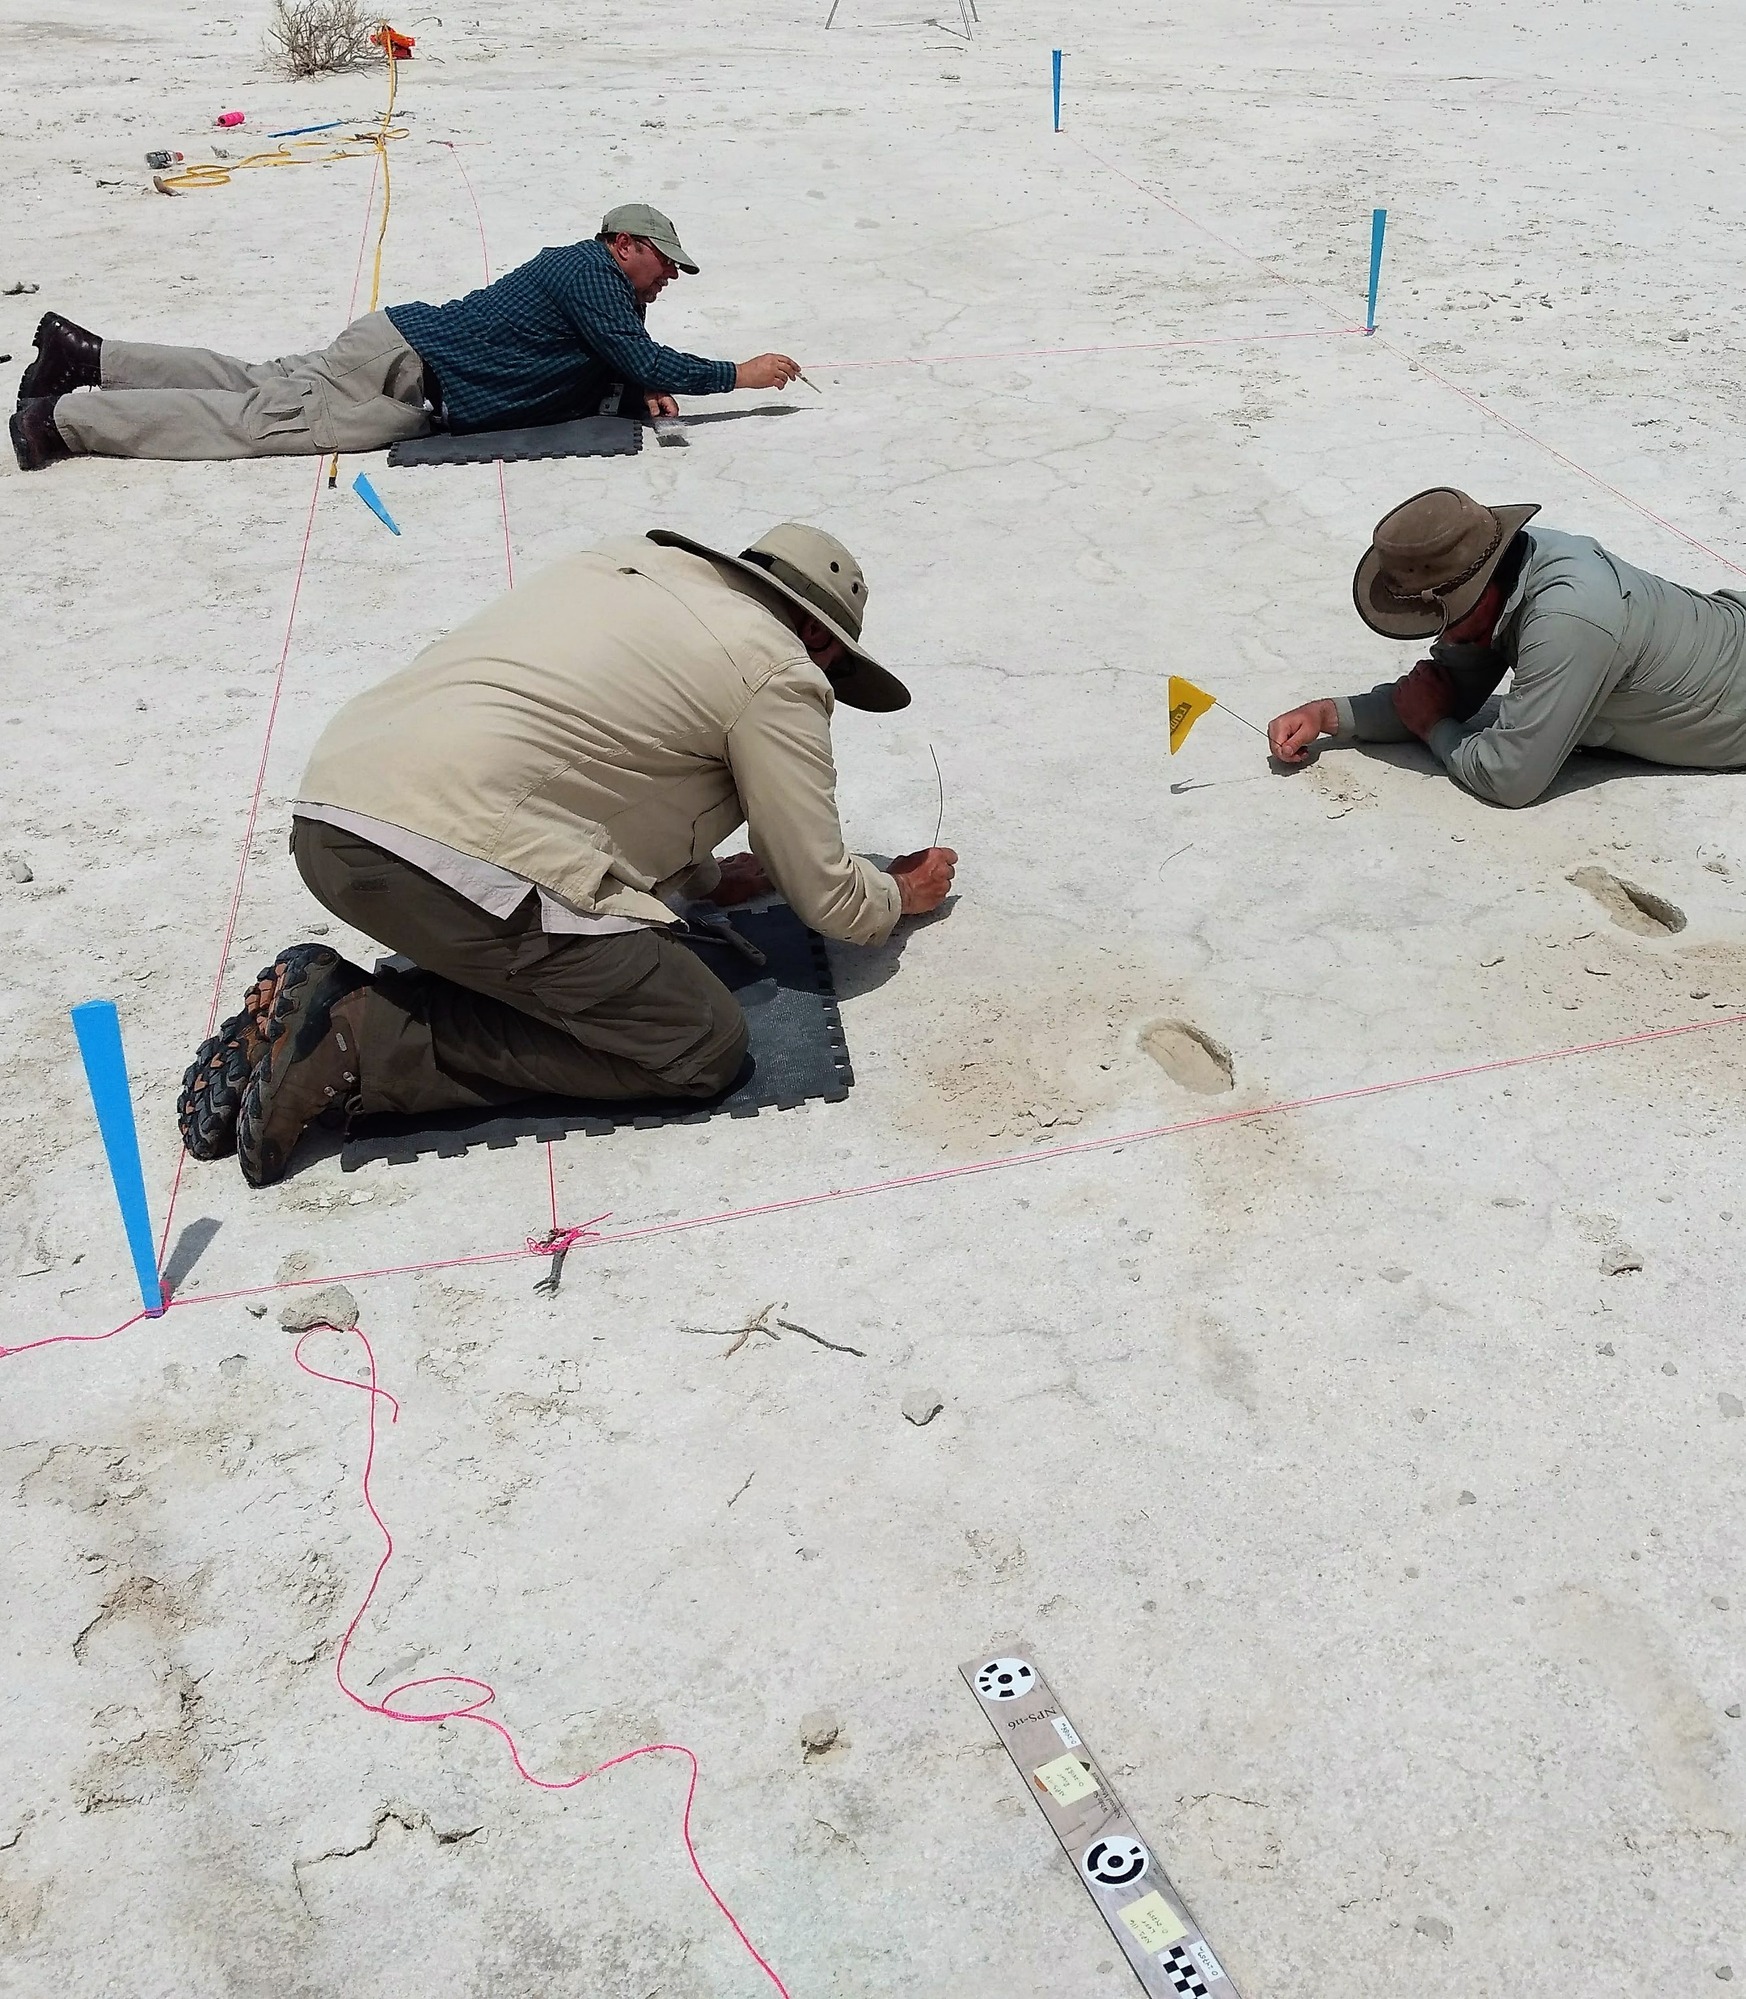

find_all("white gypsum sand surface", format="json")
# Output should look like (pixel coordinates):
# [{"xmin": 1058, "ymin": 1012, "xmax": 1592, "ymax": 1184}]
[{"xmin": 2, "ymin": 0, "xmax": 1744, "ymax": 1993}]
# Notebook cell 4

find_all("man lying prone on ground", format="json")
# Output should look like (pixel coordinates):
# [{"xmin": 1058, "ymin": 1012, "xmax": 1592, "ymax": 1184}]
[
  {"xmin": 12, "ymin": 202, "xmax": 801, "ymax": 469},
  {"xmin": 176, "ymin": 521, "xmax": 957, "ymax": 1186},
  {"xmin": 1268, "ymin": 486, "xmax": 1746, "ymax": 805}
]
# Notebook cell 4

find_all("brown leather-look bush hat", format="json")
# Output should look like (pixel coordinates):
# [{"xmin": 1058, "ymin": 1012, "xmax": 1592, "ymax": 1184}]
[{"xmin": 1354, "ymin": 487, "xmax": 1540, "ymax": 639}]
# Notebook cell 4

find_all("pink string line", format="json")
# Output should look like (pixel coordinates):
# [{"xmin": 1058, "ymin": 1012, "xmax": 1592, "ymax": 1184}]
[
  {"xmin": 292, "ymin": 1321, "xmax": 791, "ymax": 1997},
  {"xmin": 156, "ymin": 150, "xmax": 388, "ymax": 1267},
  {"xmin": 1066, "ymin": 131, "xmax": 1746, "ymax": 576},
  {"xmin": 31, "ymin": 1005, "xmax": 1731, "ymax": 1349},
  {"xmin": 1069, "ymin": 135, "xmax": 1355, "ymax": 326},
  {"xmin": 811, "ymin": 324, "xmax": 1364, "ymax": 371},
  {"xmin": 438, "ymin": 139, "xmax": 516, "ymax": 587},
  {"xmin": 527, "ymin": 1210, "xmax": 612, "ymax": 1257},
  {"xmin": 565, "ymin": 1009, "xmax": 1746, "ymax": 1254},
  {"xmin": 1368, "ymin": 334, "xmax": 1746, "ymax": 580},
  {"xmin": 0, "ymin": 1309, "xmax": 153, "ymax": 1363},
  {"xmin": 156, "ymin": 460, "xmax": 326, "ymax": 1266}
]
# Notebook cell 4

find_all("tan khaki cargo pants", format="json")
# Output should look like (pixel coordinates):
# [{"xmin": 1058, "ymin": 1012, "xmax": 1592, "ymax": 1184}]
[{"xmin": 54, "ymin": 311, "xmax": 432, "ymax": 460}]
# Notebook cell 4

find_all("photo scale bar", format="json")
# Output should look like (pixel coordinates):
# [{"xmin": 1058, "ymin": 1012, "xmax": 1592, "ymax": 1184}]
[{"xmin": 963, "ymin": 1652, "xmax": 1240, "ymax": 1997}]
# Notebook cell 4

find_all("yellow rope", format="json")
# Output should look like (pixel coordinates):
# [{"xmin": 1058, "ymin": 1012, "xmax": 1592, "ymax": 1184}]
[
  {"xmin": 363, "ymin": 28, "xmax": 400, "ymax": 315},
  {"xmin": 325, "ymin": 30, "xmax": 401, "ymax": 486},
  {"xmin": 144, "ymin": 32, "xmax": 409, "ymax": 488},
  {"xmin": 153, "ymin": 31, "xmax": 405, "ymax": 196}
]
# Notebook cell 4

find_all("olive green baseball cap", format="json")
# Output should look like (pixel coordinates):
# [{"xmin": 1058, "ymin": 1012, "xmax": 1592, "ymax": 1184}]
[{"xmin": 600, "ymin": 202, "xmax": 698, "ymax": 273}]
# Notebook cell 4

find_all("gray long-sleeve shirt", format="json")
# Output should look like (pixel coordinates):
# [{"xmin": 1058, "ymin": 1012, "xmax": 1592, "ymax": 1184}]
[{"xmin": 1331, "ymin": 528, "xmax": 1746, "ymax": 805}]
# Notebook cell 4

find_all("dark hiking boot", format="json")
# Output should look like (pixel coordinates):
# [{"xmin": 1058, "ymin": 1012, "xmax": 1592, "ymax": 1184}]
[
  {"xmin": 17, "ymin": 312, "xmax": 102, "ymax": 406},
  {"xmin": 237, "ymin": 952, "xmax": 369, "ymax": 1188},
  {"xmin": 10, "ymin": 396, "xmax": 71, "ymax": 471},
  {"xmin": 177, "ymin": 944, "xmax": 346, "ymax": 1161}
]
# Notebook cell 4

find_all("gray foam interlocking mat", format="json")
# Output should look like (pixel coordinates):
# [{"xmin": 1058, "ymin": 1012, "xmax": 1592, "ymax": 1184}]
[
  {"xmin": 387, "ymin": 413, "xmax": 643, "ymax": 467},
  {"xmin": 339, "ymin": 904, "xmax": 851, "ymax": 1170}
]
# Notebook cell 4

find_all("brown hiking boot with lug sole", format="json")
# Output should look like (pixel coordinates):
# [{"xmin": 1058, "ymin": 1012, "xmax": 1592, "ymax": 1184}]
[
  {"xmin": 236, "ymin": 952, "xmax": 369, "ymax": 1188},
  {"xmin": 177, "ymin": 943, "xmax": 346, "ymax": 1161}
]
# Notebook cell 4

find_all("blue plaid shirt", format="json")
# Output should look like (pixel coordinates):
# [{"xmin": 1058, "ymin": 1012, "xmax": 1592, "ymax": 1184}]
[{"xmin": 387, "ymin": 238, "xmax": 736, "ymax": 434}]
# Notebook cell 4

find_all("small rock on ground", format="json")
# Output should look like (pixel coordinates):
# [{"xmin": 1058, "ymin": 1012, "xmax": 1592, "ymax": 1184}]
[
  {"xmin": 902, "ymin": 1388, "xmax": 945, "ymax": 1427},
  {"xmin": 1414, "ymin": 1916, "xmax": 1453, "ymax": 1945},
  {"xmin": 280, "ymin": 1284, "xmax": 359, "ymax": 1331},
  {"xmin": 799, "ymin": 1709, "xmax": 841, "ymax": 1757}
]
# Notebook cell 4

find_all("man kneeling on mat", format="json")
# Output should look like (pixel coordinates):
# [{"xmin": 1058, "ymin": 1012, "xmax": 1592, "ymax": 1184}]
[
  {"xmin": 11, "ymin": 202, "xmax": 801, "ymax": 470},
  {"xmin": 1267, "ymin": 486, "xmax": 1746, "ymax": 805},
  {"xmin": 177, "ymin": 522, "xmax": 958, "ymax": 1186}
]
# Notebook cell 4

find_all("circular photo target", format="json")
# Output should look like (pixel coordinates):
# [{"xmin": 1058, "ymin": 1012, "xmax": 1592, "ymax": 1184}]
[
  {"xmin": 974, "ymin": 1657, "xmax": 1036, "ymax": 1702},
  {"xmin": 1080, "ymin": 1835, "xmax": 1150, "ymax": 1888}
]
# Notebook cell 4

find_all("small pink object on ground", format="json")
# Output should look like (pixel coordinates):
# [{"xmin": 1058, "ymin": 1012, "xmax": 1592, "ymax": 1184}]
[{"xmin": 216, "ymin": 109, "xmax": 245, "ymax": 127}]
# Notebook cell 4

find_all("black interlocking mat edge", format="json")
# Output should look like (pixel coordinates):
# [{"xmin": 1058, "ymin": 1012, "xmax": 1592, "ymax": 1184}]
[
  {"xmin": 339, "ymin": 911, "xmax": 852, "ymax": 1171},
  {"xmin": 387, "ymin": 413, "xmax": 643, "ymax": 467}
]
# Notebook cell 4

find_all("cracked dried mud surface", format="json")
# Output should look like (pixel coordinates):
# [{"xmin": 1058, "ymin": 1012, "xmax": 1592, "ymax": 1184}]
[{"xmin": 4, "ymin": 0, "xmax": 1746, "ymax": 1994}]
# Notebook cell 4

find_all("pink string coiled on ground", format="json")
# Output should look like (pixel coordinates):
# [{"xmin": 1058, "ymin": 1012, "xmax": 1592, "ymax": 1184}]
[{"xmin": 292, "ymin": 1321, "xmax": 792, "ymax": 1996}]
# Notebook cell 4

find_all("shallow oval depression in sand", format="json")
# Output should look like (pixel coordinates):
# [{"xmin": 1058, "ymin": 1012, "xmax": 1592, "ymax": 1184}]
[
  {"xmin": 1140, "ymin": 1018, "xmax": 1235, "ymax": 1094},
  {"xmin": 1569, "ymin": 865, "xmax": 1687, "ymax": 935}
]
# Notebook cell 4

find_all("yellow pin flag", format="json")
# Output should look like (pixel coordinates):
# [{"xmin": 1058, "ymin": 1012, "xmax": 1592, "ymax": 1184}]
[{"xmin": 1167, "ymin": 676, "xmax": 1216, "ymax": 754}]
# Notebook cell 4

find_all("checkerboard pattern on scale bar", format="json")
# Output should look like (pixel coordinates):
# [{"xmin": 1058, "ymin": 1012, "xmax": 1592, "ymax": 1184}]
[{"xmin": 1161, "ymin": 1944, "xmax": 1209, "ymax": 1997}]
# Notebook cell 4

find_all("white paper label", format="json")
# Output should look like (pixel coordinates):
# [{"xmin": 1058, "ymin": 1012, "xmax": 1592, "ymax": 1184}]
[{"xmin": 1189, "ymin": 1937, "xmax": 1226, "ymax": 1982}]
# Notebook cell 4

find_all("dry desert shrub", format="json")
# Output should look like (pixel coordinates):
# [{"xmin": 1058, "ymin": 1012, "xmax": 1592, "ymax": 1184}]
[{"xmin": 264, "ymin": 0, "xmax": 380, "ymax": 78}]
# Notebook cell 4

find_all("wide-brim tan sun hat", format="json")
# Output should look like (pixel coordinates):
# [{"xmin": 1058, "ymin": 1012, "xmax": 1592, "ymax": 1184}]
[
  {"xmin": 646, "ymin": 524, "xmax": 912, "ymax": 712},
  {"xmin": 1354, "ymin": 487, "xmax": 1541, "ymax": 639}
]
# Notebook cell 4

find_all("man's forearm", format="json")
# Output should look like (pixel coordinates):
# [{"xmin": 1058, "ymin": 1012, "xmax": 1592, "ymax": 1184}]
[
  {"xmin": 586, "ymin": 322, "xmax": 735, "ymax": 396},
  {"xmin": 1332, "ymin": 685, "xmax": 1417, "ymax": 743},
  {"xmin": 625, "ymin": 347, "xmax": 736, "ymax": 396}
]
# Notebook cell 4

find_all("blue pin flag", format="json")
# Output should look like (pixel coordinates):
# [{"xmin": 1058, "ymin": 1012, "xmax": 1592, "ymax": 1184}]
[
  {"xmin": 1052, "ymin": 49, "xmax": 1063, "ymax": 132},
  {"xmin": 267, "ymin": 118, "xmax": 346, "ymax": 139},
  {"xmin": 1366, "ymin": 207, "xmax": 1388, "ymax": 334},
  {"xmin": 351, "ymin": 471, "xmax": 401, "ymax": 535},
  {"xmin": 70, "ymin": 1000, "xmax": 166, "ymax": 1318}
]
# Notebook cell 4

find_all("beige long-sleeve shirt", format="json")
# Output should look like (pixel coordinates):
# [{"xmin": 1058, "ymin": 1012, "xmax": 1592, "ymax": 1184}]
[{"xmin": 298, "ymin": 534, "xmax": 903, "ymax": 945}]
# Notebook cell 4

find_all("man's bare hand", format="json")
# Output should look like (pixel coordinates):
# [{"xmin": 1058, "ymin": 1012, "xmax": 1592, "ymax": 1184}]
[
  {"xmin": 889, "ymin": 846, "xmax": 957, "ymax": 917},
  {"xmin": 734, "ymin": 353, "xmax": 801, "ymax": 391},
  {"xmin": 644, "ymin": 391, "xmax": 680, "ymax": 418},
  {"xmin": 1390, "ymin": 658, "xmax": 1457, "ymax": 741},
  {"xmin": 710, "ymin": 852, "xmax": 772, "ymax": 906},
  {"xmin": 1267, "ymin": 698, "xmax": 1338, "ymax": 763}
]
